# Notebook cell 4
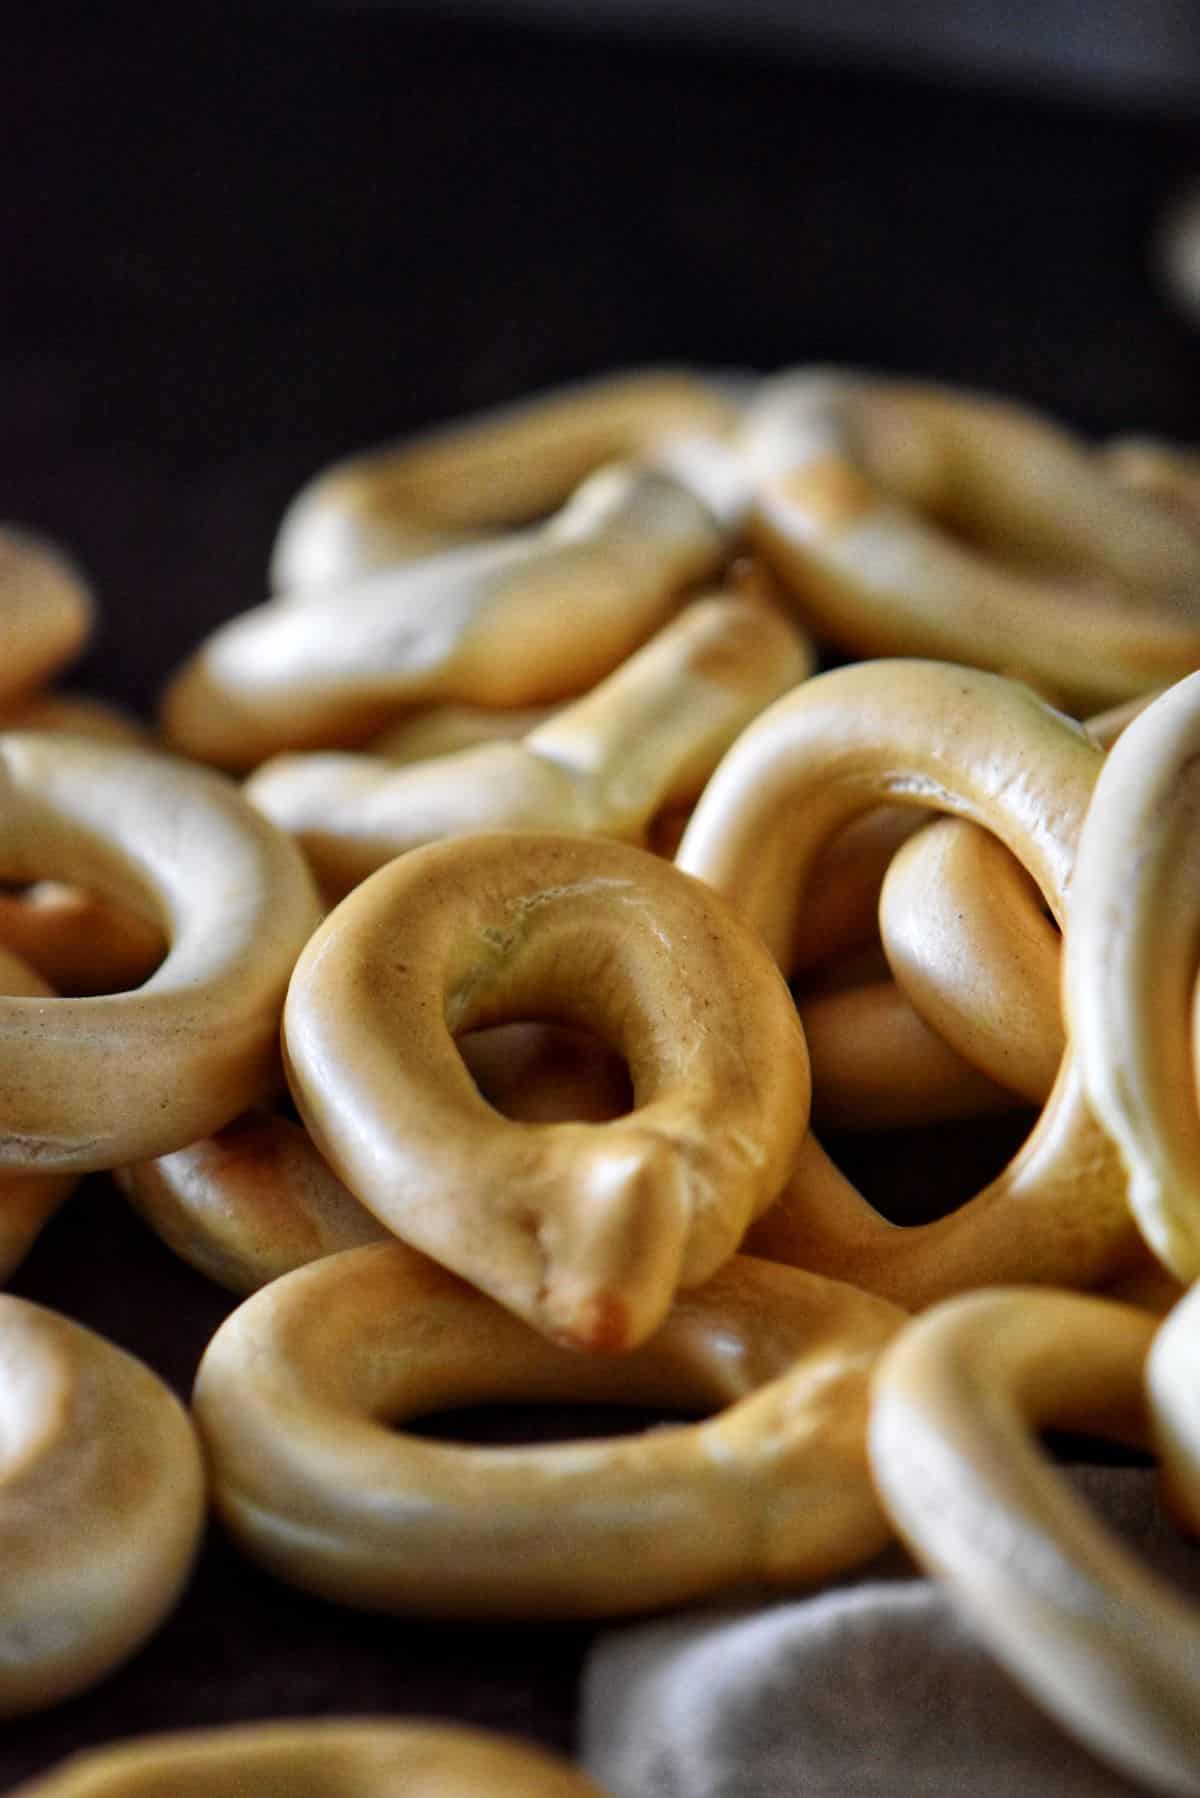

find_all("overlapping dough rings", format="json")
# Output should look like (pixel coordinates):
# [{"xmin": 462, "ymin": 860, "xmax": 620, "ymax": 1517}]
[
  {"xmin": 161, "ymin": 461, "xmax": 728, "ymax": 769},
  {"xmin": 283, "ymin": 832, "xmax": 810, "ymax": 1351},
  {"xmin": 0, "ymin": 527, "xmax": 94, "ymax": 706},
  {"xmin": 0, "ymin": 732, "xmax": 320, "ymax": 1171},
  {"xmin": 270, "ymin": 364, "xmax": 749, "ymax": 589},
  {"xmin": 246, "ymin": 590, "xmax": 813, "ymax": 897},
  {"xmin": 739, "ymin": 369, "xmax": 1200, "ymax": 709},
  {"xmin": 0, "ymin": 1294, "xmax": 205, "ymax": 1716},
  {"xmin": 869, "ymin": 1287, "xmax": 1200, "ymax": 1797},
  {"xmin": 879, "ymin": 815, "xmax": 1064, "ymax": 1106},
  {"xmin": 9, "ymin": 1717, "xmax": 606, "ymax": 1797},
  {"xmin": 192, "ymin": 1242, "xmax": 904, "ymax": 1615},
  {"xmin": 116, "ymin": 1027, "xmax": 632, "ymax": 1297},
  {"xmin": 678, "ymin": 658, "xmax": 1141, "ymax": 1307}
]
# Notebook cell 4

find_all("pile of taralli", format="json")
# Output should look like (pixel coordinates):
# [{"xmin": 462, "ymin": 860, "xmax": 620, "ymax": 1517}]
[{"xmin": 3, "ymin": 366, "xmax": 1200, "ymax": 1795}]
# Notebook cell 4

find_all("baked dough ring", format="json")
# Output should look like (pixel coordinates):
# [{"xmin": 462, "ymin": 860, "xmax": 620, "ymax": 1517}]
[
  {"xmin": 1064, "ymin": 669, "xmax": 1200, "ymax": 1282},
  {"xmin": 0, "ymin": 947, "xmax": 76, "ymax": 1279},
  {"xmin": 741, "ymin": 370, "xmax": 1200, "ymax": 711},
  {"xmin": 869, "ymin": 1286, "xmax": 1200, "ymax": 1796},
  {"xmin": 247, "ymin": 591, "xmax": 813, "ymax": 897},
  {"xmin": 0, "ymin": 1294, "xmax": 205, "ymax": 1716},
  {"xmin": 678, "ymin": 659, "xmax": 1139, "ymax": 1307},
  {"xmin": 0, "ymin": 528, "xmax": 94, "ymax": 706},
  {"xmin": 269, "ymin": 365, "xmax": 748, "ymax": 590},
  {"xmin": 163, "ymin": 463, "xmax": 727, "ymax": 770},
  {"xmin": 117, "ymin": 1027, "xmax": 628, "ymax": 1297},
  {"xmin": 193, "ymin": 1242, "xmax": 904, "ymax": 1616},
  {"xmin": 879, "ymin": 816, "xmax": 1064, "ymax": 1106},
  {"xmin": 0, "ymin": 733, "xmax": 321, "ymax": 1172},
  {"xmin": 9, "ymin": 1717, "xmax": 608, "ymax": 1796},
  {"xmin": 284, "ymin": 832, "xmax": 810, "ymax": 1352}
]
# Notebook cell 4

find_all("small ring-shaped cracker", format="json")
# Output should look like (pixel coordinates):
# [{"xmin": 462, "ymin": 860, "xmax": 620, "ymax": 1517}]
[
  {"xmin": 1064, "ymin": 669, "xmax": 1200, "ymax": 1282},
  {"xmin": 283, "ymin": 832, "xmax": 810, "ymax": 1352},
  {"xmin": 162, "ymin": 464, "xmax": 726, "ymax": 771},
  {"xmin": 246, "ymin": 591, "xmax": 813, "ymax": 898},
  {"xmin": 678, "ymin": 658, "xmax": 1140, "ymax": 1308},
  {"xmin": 8, "ymin": 1717, "xmax": 606, "ymax": 1797},
  {"xmin": 269, "ymin": 365, "xmax": 748, "ymax": 590},
  {"xmin": 0, "ymin": 1294, "xmax": 206, "ymax": 1716},
  {"xmin": 192, "ymin": 1242, "xmax": 904, "ymax": 1616},
  {"xmin": 740, "ymin": 369, "xmax": 1200, "ymax": 711},
  {"xmin": 0, "ymin": 733, "xmax": 321, "ymax": 1172},
  {"xmin": 869, "ymin": 1286, "xmax": 1199, "ymax": 1796}
]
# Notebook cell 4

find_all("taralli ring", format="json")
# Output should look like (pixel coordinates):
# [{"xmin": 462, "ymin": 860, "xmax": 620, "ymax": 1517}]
[
  {"xmin": 283, "ymin": 832, "xmax": 810, "ymax": 1352},
  {"xmin": 246, "ymin": 590, "xmax": 813, "ymax": 897},
  {"xmin": 0, "ymin": 733, "xmax": 321, "ymax": 1172},
  {"xmin": 1064, "ymin": 669, "xmax": 1200, "ymax": 1281},
  {"xmin": 740, "ymin": 369, "xmax": 1200, "ymax": 710},
  {"xmin": 8, "ymin": 1717, "xmax": 607, "ymax": 1797},
  {"xmin": 193, "ymin": 1242, "xmax": 904, "ymax": 1616},
  {"xmin": 0, "ymin": 527, "xmax": 94, "ymax": 707},
  {"xmin": 869, "ymin": 1286, "xmax": 1199, "ymax": 1796},
  {"xmin": 0, "ymin": 1294, "xmax": 206, "ymax": 1716},
  {"xmin": 162, "ymin": 462, "xmax": 727, "ymax": 770},
  {"xmin": 678, "ymin": 658, "xmax": 1140, "ymax": 1308},
  {"xmin": 270, "ymin": 363, "xmax": 750, "ymax": 589}
]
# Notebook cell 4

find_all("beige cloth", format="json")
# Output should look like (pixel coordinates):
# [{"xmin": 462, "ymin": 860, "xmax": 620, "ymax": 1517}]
[{"xmin": 581, "ymin": 1467, "xmax": 1200, "ymax": 1797}]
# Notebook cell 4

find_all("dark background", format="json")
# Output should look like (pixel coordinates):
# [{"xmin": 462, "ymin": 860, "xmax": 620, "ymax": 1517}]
[{"xmin": 2, "ymin": 7, "xmax": 1198, "ymax": 1788}]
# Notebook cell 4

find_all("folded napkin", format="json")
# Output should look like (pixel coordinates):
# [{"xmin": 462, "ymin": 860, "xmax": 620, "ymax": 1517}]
[{"xmin": 581, "ymin": 1466, "xmax": 1200, "ymax": 1797}]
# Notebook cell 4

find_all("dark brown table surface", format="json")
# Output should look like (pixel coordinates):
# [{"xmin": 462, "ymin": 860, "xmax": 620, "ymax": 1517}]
[{"xmin": 2, "ymin": 10, "xmax": 1198, "ymax": 1789}]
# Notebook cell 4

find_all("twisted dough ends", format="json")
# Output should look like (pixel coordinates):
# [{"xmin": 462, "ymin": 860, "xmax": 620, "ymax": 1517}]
[{"xmin": 284, "ymin": 832, "xmax": 810, "ymax": 1352}]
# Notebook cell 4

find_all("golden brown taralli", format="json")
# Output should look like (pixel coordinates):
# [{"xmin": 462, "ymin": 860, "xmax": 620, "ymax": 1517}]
[
  {"xmin": 0, "ymin": 733, "xmax": 321, "ymax": 1171},
  {"xmin": 162, "ymin": 463, "xmax": 728, "ymax": 770},
  {"xmin": 192, "ymin": 1243, "xmax": 904, "ymax": 1616},
  {"xmin": 283, "ymin": 832, "xmax": 810, "ymax": 1352},
  {"xmin": 869, "ymin": 1288, "xmax": 1199, "ymax": 1795},
  {"xmin": 269, "ymin": 364, "xmax": 749, "ymax": 589},
  {"xmin": 0, "ymin": 1295, "xmax": 206, "ymax": 1716},
  {"xmin": 740, "ymin": 369, "xmax": 1200, "ymax": 710},
  {"xmin": 246, "ymin": 591, "xmax": 813, "ymax": 897},
  {"xmin": 679, "ymin": 659, "xmax": 1140, "ymax": 1307}
]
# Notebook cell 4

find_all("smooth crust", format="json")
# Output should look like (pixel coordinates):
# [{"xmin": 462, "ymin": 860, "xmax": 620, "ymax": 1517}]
[
  {"xmin": 8, "ymin": 1716, "xmax": 607, "ymax": 1796},
  {"xmin": 246, "ymin": 590, "xmax": 813, "ymax": 897},
  {"xmin": 869, "ymin": 1287, "xmax": 1200, "ymax": 1795},
  {"xmin": 269, "ymin": 364, "xmax": 750, "ymax": 589},
  {"xmin": 283, "ymin": 832, "xmax": 810, "ymax": 1352},
  {"xmin": 1063, "ymin": 669, "xmax": 1200, "ymax": 1281},
  {"xmin": 740, "ymin": 368, "xmax": 1200, "ymax": 711},
  {"xmin": 161, "ymin": 464, "xmax": 726, "ymax": 769},
  {"xmin": 0, "ymin": 1295, "xmax": 206, "ymax": 1716},
  {"xmin": 678, "ymin": 658, "xmax": 1141, "ymax": 1306},
  {"xmin": 192, "ymin": 1243, "xmax": 904, "ymax": 1616},
  {"xmin": 0, "ymin": 733, "xmax": 322, "ymax": 1172}
]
